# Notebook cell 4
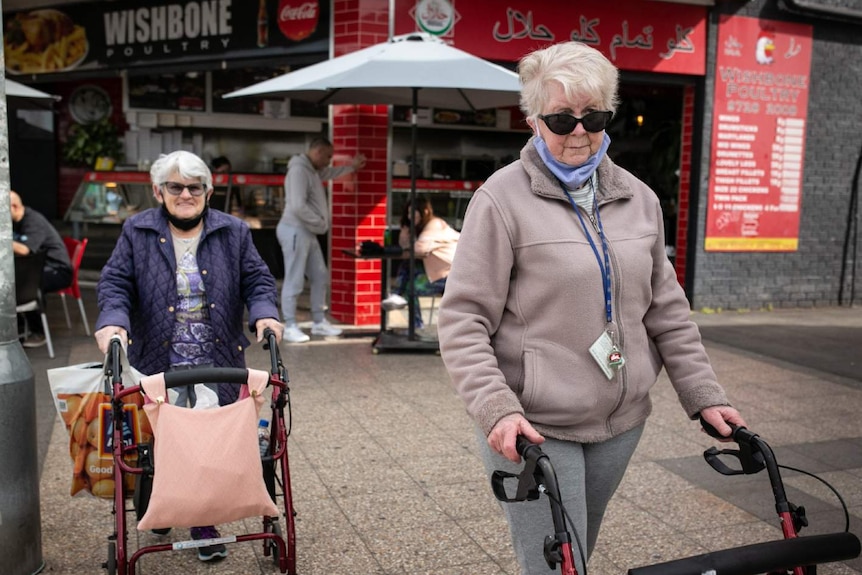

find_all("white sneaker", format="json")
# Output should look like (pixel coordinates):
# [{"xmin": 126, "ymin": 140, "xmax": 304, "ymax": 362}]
[
  {"xmin": 311, "ymin": 320, "xmax": 342, "ymax": 337},
  {"xmin": 283, "ymin": 324, "xmax": 310, "ymax": 343},
  {"xmin": 381, "ymin": 293, "xmax": 408, "ymax": 311}
]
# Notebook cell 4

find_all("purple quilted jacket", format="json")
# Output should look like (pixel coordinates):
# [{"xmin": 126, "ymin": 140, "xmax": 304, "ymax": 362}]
[{"xmin": 96, "ymin": 208, "xmax": 279, "ymax": 404}]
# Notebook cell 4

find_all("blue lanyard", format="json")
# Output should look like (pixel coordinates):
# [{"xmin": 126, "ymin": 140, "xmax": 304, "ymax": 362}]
[{"xmin": 562, "ymin": 182, "xmax": 613, "ymax": 324}]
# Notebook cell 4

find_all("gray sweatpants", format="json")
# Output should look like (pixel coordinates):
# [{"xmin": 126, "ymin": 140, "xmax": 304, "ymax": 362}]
[
  {"xmin": 478, "ymin": 424, "xmax": 644, "ymax": 574},
  {"xmin": 276, "ymin": 222, "xmax": 330, "ymax": 325}
]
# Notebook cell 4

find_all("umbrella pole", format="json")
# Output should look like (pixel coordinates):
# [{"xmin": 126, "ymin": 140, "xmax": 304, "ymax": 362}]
[{"xmin": 407, "ymin": 87, "xmax": 418, "ymax": 340}]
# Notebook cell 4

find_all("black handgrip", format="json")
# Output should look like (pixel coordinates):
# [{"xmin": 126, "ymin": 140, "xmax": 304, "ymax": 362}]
[
  {"xmin": 516, "ymin": 435, "xmax": 531, "ymax": 457},
  {"xmin": 263, "ymin": 327, "xmax": 276, "ymax": 350},
  {"xmin": 627, "ymin": 532, "xmax": 860, "ymax": 575},
  {"xmin": 162, "ymin": 367, "xmax": 249, "ymax": 388},
  {"xmin": 262, "ymin": 327, "xmax": 282, "ymax": 377},
  {"xmin": 698, "ymin": 414, "xmax": 740, "ymax": 439},
  {"xmin": 516, "ymin": 435, "xmax": 546, "ymax": 463}
]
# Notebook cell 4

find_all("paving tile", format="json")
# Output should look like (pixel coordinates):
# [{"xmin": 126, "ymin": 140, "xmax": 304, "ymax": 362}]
[{"xmin": 32, "ymin": 296, "xmax": 862, "ymax": 574}]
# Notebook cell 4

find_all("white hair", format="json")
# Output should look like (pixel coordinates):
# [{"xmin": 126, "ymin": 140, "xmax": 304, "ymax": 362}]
[
  {"xmin": 518, "ymin": 41, "xmax": 619, "ymax": 120},
  {"xmin": 149, "ymin": 151, "xmax": 213, "ymax": 191}
]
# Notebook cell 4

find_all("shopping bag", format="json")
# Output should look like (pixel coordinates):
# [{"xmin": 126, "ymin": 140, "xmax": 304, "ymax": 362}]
[
  {"xmin": 136, "ymin": 368, "xmax": 278, "ymax": 530},
  {"xmin": 47, "ymin": 343, "xmax": 148, "ymax": 498}
]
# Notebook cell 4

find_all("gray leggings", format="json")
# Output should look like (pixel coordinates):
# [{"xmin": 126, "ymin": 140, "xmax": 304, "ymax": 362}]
[{"xmin": 477, "ymin": 424, "xmax": 644, "ymax": 574}]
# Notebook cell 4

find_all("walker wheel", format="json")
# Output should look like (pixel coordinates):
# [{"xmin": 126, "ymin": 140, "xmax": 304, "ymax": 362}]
[
  {"xmin": 270, "ymin": 521, "xmax": 283, "ymax": 565},
  {"xmin": 104, "ymin": 541, "xmax": 117, "ymax": 575}
]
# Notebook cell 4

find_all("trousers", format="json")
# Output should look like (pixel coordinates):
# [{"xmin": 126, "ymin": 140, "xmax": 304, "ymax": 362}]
[
  {"xmin": 477, "ymin": 423, "xmax": 644, "ymax": 574},
  {"xmin": 276, "ymin": 222, "xmax": 329, "ymax": 325}
]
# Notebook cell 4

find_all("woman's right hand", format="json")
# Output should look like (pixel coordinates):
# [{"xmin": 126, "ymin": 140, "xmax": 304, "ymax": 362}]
[
  {"xmin": 488, "ymin": 413, "xmax": 545, "ymax": 463},
  {"xmin": 94, "ymin": 326, "xmax": 128, "ymax": 354}
]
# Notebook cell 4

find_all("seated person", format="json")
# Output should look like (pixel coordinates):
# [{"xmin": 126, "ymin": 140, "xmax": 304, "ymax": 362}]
[
  {"xmin": 382, "ymin": 196, "xmax": 459, "ymax": 329},
  {"xmin": 10, "ymin": 190, "xmax": 73, "ymax": 347}
]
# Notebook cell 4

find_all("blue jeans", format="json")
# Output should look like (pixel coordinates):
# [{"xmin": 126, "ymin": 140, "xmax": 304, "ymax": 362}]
[{"xmin": 392, "ymin": 260, "xmax": 445, "ymax": 329}]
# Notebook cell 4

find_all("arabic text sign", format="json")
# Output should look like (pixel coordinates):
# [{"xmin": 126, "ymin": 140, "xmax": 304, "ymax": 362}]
[
  {"xmin": 395, "ymin": 0, "xmax": 706, "ymax": 75},
  {"xmin": 705, "ymin": 15, "xmax": 813, "ymax": 252}
]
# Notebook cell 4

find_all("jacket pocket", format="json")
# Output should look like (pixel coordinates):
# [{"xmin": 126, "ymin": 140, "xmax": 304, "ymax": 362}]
[{"xmin": 520, "ymin": 342, "xmax": 601, "ymax": 428}]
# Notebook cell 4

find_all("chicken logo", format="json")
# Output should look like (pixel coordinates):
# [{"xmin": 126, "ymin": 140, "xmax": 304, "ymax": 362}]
[{"xmin": 755, "ymin": 31, "xmax": 775, "ymax": 65}]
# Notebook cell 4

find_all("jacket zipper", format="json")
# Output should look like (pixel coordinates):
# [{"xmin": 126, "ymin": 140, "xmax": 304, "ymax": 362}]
[{"xmin": 594, "ymin": 202, "xmax": 627, "ymax": 437}]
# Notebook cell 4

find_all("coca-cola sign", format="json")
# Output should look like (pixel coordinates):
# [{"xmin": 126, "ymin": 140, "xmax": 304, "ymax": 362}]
[{"xmin": 278, "ymin": 0, "xmax": 319, "ymax": 42}]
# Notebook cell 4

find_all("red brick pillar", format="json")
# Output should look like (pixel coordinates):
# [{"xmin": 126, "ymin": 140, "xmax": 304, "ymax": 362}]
[{"xmin": 329, "ymin": 0, "xmax": 390, "ymax": 326}]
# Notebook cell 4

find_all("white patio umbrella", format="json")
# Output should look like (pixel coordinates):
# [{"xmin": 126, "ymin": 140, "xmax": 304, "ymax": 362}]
[
  {"xmin": 5, "ymin": 79, "xmax": 57, "ymax": 100},
  {"xmin": 225, "ymin": 32, "xmax": 522, "ymax": 346}
]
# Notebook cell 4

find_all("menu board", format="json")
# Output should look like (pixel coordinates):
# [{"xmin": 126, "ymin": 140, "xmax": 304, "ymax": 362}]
[{"xmin": 705, "ymin": 15, "xmax": 813, "ymax": 252}]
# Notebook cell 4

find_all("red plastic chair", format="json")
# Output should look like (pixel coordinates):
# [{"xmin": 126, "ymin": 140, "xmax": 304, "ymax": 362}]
[{"xmin": 56, "ymin": 237, "xmax": 91, "ymax": 336}]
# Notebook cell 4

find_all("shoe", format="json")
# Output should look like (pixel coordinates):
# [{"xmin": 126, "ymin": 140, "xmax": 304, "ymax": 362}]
[
  {"xmin": 150, "ymin": 527, "xmax": 172, "ymax": 535},
  {"xmin": 381, "ymin": 293, "xmax": 408, "ymax": 311},
  {"xmin": 22, "ymin": 334, "xmax": 47, "ymax": 348},
  {"xmin": 190, "ymin": 526, "xmax": 228, "ymax": 562},
  {"xmin": 311, "ymin": 319, "xmax": 342, "ymax": 337},
  {"xmin": 283, "ymin": 324, "xmax": 310, "ymax": 343}
]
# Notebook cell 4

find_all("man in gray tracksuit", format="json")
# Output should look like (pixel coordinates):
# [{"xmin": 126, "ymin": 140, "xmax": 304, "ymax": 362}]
[{"xmin": 277, "ymin": 137, "xmax": 365, "ymax": 343}]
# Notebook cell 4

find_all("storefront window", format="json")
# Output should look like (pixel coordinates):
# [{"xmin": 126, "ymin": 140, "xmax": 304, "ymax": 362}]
[
  {"xmin": 211, "ymin": 67, "xmax": 289, "ymax": 116},
  {"xmin": 127, "ymin": 72, "xmax": 206, "ymax": 111}
]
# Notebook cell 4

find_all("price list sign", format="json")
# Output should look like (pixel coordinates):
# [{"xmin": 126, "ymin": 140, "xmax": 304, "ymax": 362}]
[{"xmin": 705, "ymin": 16, "xmax": 813, "ymax": 252}]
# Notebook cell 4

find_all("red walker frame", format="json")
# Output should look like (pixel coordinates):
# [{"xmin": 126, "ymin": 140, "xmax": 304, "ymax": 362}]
[
  {"xmin": 102, "ymin": 329, "xmax": 296, "ymax": 575},
  {"xmin": 493, "ymin": 423, "xmax": 860, "ymax": 575}
]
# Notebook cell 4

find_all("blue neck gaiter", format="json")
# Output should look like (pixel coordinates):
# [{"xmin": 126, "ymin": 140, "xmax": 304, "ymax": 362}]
[{"xmin": 534, "ymin": 132, "xmax": 611, "ymax": 189}]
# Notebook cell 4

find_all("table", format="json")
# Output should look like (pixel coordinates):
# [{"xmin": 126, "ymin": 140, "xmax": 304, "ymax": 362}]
[{"xmin": 342, "ymin": 249, "xmax": 439, "ymax": 354}]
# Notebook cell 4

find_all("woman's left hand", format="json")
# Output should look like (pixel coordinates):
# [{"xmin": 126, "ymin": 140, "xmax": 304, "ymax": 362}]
[
  {"xmin": 255, "ymin": 318, "xmax": 284, "ymax": 344},
  {"xmin": 699, "ymin": 405, "xmax": 748, "ymax": 441}
]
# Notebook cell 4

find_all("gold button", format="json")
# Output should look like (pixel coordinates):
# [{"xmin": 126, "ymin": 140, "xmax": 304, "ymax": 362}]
[
  {"xmin": 201, "ymin": 269, "xmax": 207, "ymax": 275},
  {"xmin": 160, "ymin": 237, "xmax": 166, "ymax": 243},
  {"xmin": 168, "ymin": 306, "xmax": 174, "ymax": 312},
  {"xmin": 128, "ymin": 339, "xmax": 133, "ymax": 345},
  {"xmin": 237, "ymin": 345, "xmax": 243, "ymax": 351},
  {"xmin": 210, "ymin": 303, "xmax": 215, "ymax": 308}
]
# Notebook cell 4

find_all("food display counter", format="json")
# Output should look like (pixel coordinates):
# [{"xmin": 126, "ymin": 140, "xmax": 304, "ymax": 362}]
[{"xmin": 64, "ymin": 171, "xmax": 287, "ymax": 277}]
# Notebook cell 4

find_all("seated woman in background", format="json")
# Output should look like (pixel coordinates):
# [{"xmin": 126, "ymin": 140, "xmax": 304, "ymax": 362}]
[{"xmin": 382, "ymin": 196, "xmax": 460, "ymax": 329}]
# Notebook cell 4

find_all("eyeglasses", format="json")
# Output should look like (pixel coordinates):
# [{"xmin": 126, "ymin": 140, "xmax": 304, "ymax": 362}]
[
  {"xmin": 538, "ymin": 111, "xmax": 613, "ymax": 135},
  {"xmin": 161, "ymin": 182, "xmax": 206, "ymax": 196}
]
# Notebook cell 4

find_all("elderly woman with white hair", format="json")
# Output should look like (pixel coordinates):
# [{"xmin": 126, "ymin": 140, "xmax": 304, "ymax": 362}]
[
  {"xmin": 93, "ymin": 150, "xmax": 283, "ymax": 562},
  {"xmin": 437, "ymin": 42, "xmax": 747, "ymax": 574}
]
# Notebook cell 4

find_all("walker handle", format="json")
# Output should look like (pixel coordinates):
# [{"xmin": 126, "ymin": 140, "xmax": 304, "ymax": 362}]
[{"xmin": 162, "ymin": 367, "xmax": 250, "ymax": 388}]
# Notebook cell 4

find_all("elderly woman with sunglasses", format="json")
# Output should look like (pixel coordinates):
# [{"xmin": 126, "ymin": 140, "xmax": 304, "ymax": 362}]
[{"xmin": 437, "ymin": 42, "xmax": 746, "ymax": 574}]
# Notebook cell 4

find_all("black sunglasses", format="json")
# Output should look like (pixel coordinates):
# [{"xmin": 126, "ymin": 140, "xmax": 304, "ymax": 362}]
[
  {"xmin": 161, "ymin": 182, "xmax": 206, "ymax": 196},
  {"xmin": 538, "ymin": 110, "xmax": 613, "ymax": 135}
]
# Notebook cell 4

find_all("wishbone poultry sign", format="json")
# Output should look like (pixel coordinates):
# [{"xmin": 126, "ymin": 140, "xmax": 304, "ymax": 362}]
[
  {"xmin": 103, "ymin": 0, "xmax": 235, "ymax": 59},
  {"xmin": 101, "ymin": 0, "xmax": 320, "ymax": 62}
]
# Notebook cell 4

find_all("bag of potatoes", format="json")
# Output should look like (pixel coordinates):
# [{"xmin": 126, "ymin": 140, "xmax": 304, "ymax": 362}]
[{"xmin": 47, "ymin": 356, "xmax": 148, "ymax": 499}]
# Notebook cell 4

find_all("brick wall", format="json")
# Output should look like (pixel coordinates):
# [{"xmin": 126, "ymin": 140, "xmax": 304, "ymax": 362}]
[
  {"xmin": 329, "ymin": 0, "xmax": 390, "ymax": 326},
  {"xmin": 690, "ymin": 0, "xmax": 862, "ymax": 310}
]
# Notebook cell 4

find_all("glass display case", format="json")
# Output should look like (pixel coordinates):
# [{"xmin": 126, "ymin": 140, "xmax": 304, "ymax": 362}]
[
  {"xmin": 64, "ymin": 171, "xmax": 287, "ymax": 276},
  {"xmin": 65, "ymin": 171, "xmax": 286, "ymax": 227},
  {"xmin": 65, "ymin": 171, "xmax": 157, "ymax": 227}
]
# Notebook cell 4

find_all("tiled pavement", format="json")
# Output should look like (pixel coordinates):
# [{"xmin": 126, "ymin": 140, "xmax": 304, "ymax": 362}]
[{"xmin": 21, "ymin": 286, "xmax": 862, "ymax": 574}]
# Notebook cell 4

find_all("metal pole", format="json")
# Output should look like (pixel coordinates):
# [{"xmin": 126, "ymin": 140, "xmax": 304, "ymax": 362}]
[{"xmin": 0, "ymin": 3, "xmax": 46, "ymax": 572}]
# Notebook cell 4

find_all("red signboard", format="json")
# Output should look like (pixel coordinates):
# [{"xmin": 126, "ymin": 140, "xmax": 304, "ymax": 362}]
[
  {"xmin": 705, "ymin": 16, "xmax": 813, "ymax": 252},
  {"xmin": 394, "ymin": 0, "xmax": 707, "ymax": 75}
]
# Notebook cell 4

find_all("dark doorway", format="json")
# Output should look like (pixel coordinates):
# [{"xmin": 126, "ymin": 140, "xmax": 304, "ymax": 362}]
[{"xmin": 607, "ymin": 82, "xmax": 684, "ymax": 261}]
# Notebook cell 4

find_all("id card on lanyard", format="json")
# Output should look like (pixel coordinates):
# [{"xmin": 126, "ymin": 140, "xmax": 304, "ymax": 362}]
[{"xmin": 562, "ymin": 178, "xmax": 625, "ymax": 380}]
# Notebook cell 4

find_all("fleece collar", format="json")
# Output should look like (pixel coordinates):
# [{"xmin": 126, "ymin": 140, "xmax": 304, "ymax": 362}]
[{"xmin": 520, "ymin": 137, "xmax": 634, "ymax": 206}]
